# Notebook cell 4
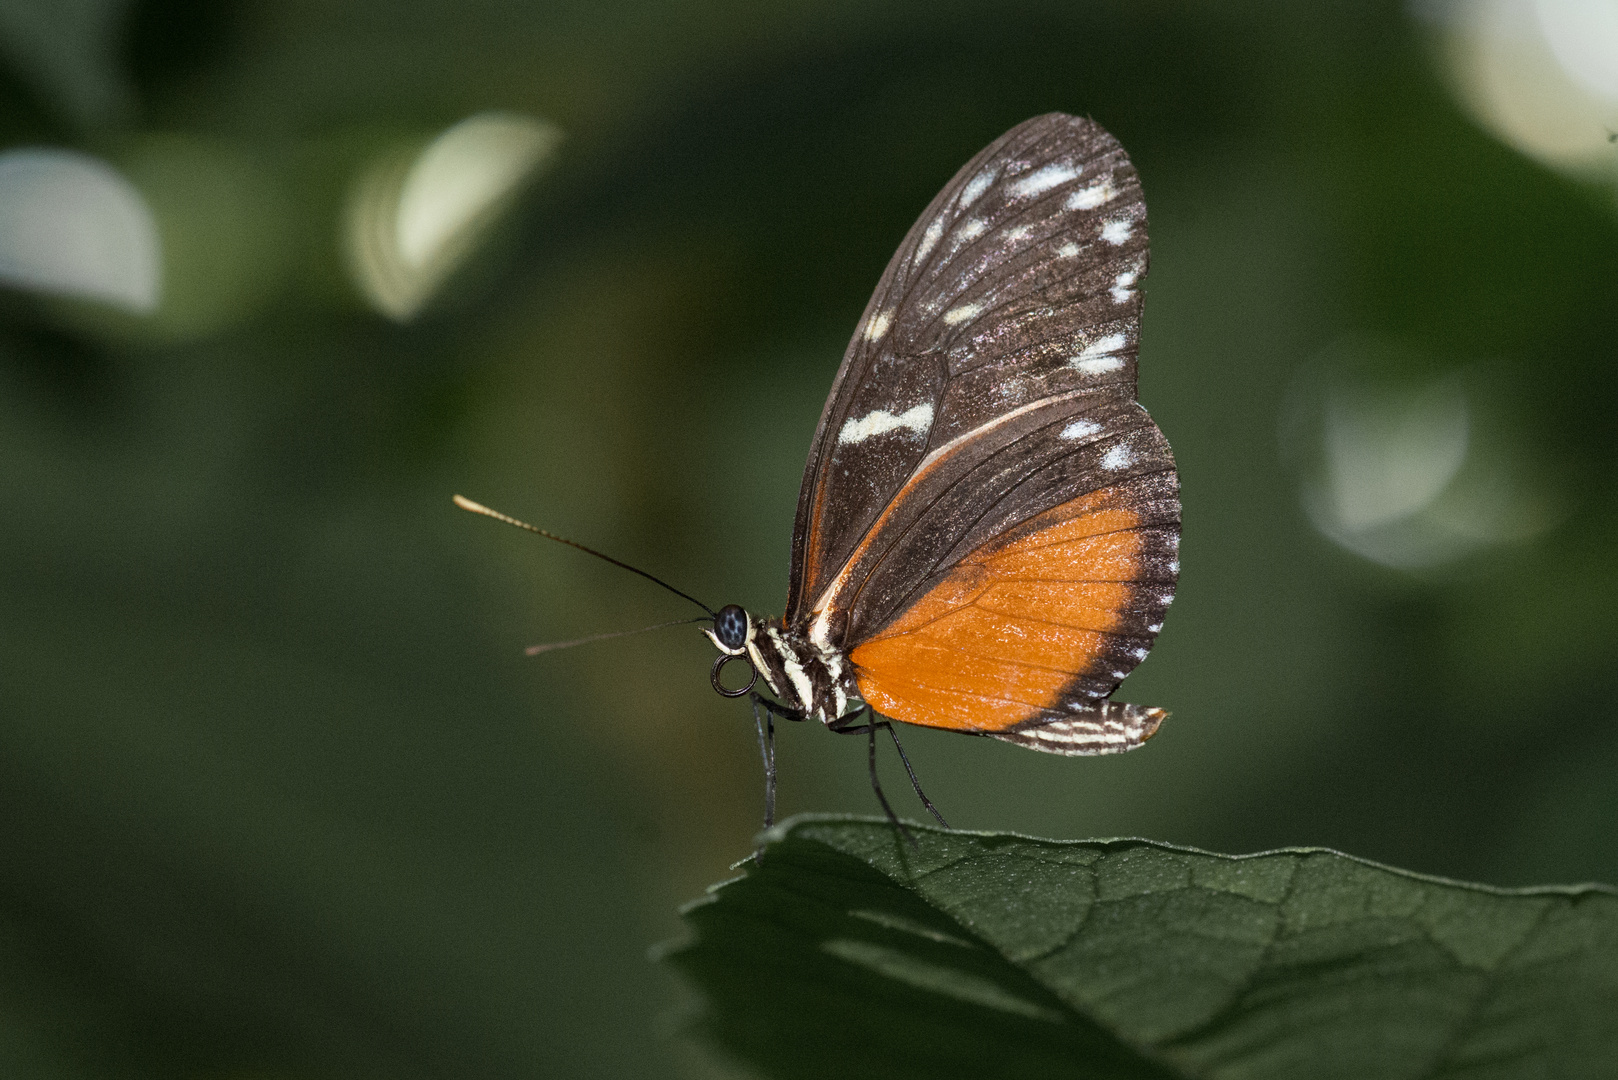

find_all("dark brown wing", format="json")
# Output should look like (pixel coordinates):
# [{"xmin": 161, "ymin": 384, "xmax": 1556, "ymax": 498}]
[{"xmin": 786, "ymin": 113, "xmax": 1176, "ymax": 719}]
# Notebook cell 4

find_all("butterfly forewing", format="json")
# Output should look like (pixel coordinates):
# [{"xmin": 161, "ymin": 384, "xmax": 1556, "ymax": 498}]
[
  {"xmin": 788, "ymin": 114, "xmax": 1153, "ymax": 621},
  {"xmin": 786, "ymin": 113, "xmax": 1178, "ymax": 740}
]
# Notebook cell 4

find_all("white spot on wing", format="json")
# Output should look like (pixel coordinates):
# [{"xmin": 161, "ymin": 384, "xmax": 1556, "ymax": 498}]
[
  {"xmin": 838, "ymin": 403, "xmax": 934, "ymax": 445},
  {"xmin": 1038, "ymin": 725, "xmax": 1129, "ymax": 744},
  {"xmin": 1060, "ymin": 419, "xmax": 1101, "ymax": 440},
  {"xmin": 1101, "ymin": 219, "xmax": 1133, "ymax": 245},
  {"xmin": 1010, "ymin": 162, "xmax": 1080, "ymax": 198},
  {"xmin": 1069, "ymin": 333, "xmax": 1128, "ymax": 375},
  {"xmin": 1110, "ymin": 270, "xmax": 1138, "ymax": 304},
  {"xmin": 1066, "ymin": 179, "xmax": 1116, "ymax": 210},
  {"xmin": 959, "ymin": 170, "xmax": 995, "ymax": 207},
  {"xmin": 1057, "ymin": 242, "xmax": 1080, "ymax": 258},
  {"xmin": 942, "ymin": 301, "xmax": 982, "ymax": 325},
  {"xmin": 808, "ymin": 387, "xmax": 1098, "ymax": 642},
  {"xmin": 1100, "ymin": 444, "xmax": 1134, "ymax": 471},
  {"xmin": 957, "ymin": 218, "xmax": 987, "ymax": 241},
  {"xmin": 863, "ymin": 309, "xmax": 892, "ymax": 341},
  {"xmin": 914, "ymin": 218, "xmax": 945, "ymax": 263}
]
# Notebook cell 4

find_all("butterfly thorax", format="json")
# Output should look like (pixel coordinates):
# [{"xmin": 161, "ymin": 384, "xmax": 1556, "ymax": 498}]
[{"xmin": 704, "ymin": 608, "xmax": 859, "ymax": 723}]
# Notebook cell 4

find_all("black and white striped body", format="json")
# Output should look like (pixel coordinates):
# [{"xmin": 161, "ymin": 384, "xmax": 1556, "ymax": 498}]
[{"xmin": 704, "ymin": 611, "xmax": 858, "ymax": 723}]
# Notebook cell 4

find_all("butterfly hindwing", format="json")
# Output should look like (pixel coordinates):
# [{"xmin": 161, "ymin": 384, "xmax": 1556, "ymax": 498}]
[
  {"xmin": 786, "ymin": 113, "xmax": 1178, "ymax": 741},
  {"xmin": 844, "ymin": 463, "xmax": 1177, "ymax": 734}
]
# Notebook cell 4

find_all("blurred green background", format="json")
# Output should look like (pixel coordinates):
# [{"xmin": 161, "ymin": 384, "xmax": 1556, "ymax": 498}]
[{"xmin": 1, "ymin": 0, "xmax": 1615, "ymax": 1076}]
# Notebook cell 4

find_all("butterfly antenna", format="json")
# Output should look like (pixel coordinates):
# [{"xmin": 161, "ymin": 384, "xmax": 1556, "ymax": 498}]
[
  {"xmin": 453, "ymin": 495, "xmax": 717, "ymax": 617},
  {"xmin": 525, "ymin": 617, "xmax": 708, "ymax": 655}
]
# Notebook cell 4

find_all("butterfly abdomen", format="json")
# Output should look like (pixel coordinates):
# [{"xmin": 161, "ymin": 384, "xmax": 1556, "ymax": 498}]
[{"xmin": 746, "ymin": 616, "xmax": 859, "ymax": 722}]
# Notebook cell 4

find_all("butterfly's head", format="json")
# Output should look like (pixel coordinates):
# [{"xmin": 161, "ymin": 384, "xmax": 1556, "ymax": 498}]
[
  {"xmin": 706, "ymin": 604, "xmax": 759, "ymax": 699},
  {"xmin": 705, "ymin": 603, "xmax": 751, "ymax": 656}
]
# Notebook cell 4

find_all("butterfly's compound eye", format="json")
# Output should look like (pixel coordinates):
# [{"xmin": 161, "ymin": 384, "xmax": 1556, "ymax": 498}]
[{"xmin": 714, "ymin": 604, "xmax": 748, "ymax": 651}]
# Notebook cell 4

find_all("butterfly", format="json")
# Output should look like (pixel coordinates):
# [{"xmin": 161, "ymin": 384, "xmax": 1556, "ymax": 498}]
[
  {"xmin": 703, "ymin": 112, "xmax": 1179, "ymax": 832},
  {"xmin": 459, "ymin": 112, "xmax": 1179, "ymax": 838}
]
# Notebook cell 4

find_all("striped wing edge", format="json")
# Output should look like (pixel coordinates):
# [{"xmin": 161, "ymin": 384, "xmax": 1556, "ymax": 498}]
[{"xmin": 984, "ymin": 702, "xmax": 1167, "ymax": 756}]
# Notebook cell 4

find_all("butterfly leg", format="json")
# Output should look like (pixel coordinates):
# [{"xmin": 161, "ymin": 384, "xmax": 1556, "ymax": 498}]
[
  {"xmin": 746, "ymin": 692, "xmax": 810, "ymax": 858},
  {"xmin": 864, "ymin": 719, "xmax": 914, "ymax": 847},
  {"xmin": 750, "ymin": 694, "xmax": 808, "ymax": 722},
  {"xmin": 877, "ymin": 720, "xmax": 950, "ymax": 830},
  {"xmin": 828, "ymin": 709, "xmax": 934, "ymax": 845}
]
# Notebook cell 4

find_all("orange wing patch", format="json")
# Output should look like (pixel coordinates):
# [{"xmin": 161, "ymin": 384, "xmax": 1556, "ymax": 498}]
[{"xmin": 849, "ymin": 487, "xmax": 1149, "ymax": 732}]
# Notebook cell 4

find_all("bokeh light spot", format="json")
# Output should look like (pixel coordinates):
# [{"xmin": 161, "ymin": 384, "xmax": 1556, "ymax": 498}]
[
  {"xmin": 1423, "ymin": 0, "xmax": 1618, "ymax": 178},
  {"xmin": 1536, "ymin": 0, "xmax": 1618, "ymax": 103},
  {"xmin": 346, "ymin": 111, "xmax": 562, "ymax": 322},
  {"xmin": 0, "ymin": 147, "xmax": 160, "ymax": 313},
  {"xmin": 1284, "ymin": 343, "xmax": 1560, "ymax": 569},
  {"xmin": 1323, "ymin": 381, "xmax": 1470, "ymax": 535}
]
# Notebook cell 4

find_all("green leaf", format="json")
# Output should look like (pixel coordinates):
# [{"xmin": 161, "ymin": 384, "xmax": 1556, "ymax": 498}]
[{"xmin": 658, "ymin": 816, "xmax": 1618, "ymax": 1079}]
